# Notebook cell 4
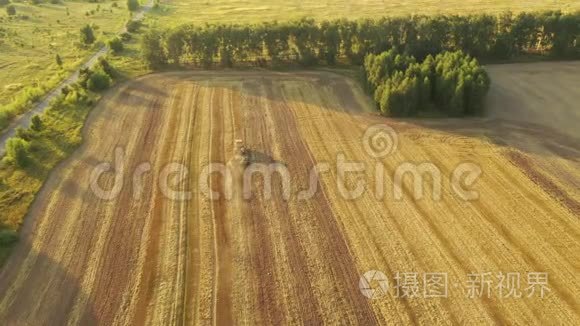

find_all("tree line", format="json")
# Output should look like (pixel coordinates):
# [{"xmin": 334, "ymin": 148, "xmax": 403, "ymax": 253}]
[
  {"xmin": 141, "ymin": 10, "xmax": 580, "ymax": 68},
  {"xmin": 364, "ymin": 50, "xmax": 490, "ymax": 116}
]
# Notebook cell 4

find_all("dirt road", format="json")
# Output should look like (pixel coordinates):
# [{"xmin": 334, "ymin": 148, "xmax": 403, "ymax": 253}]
[{"xmin": 0, "ymin": 67, "xmax": 578, "ymax": 324}]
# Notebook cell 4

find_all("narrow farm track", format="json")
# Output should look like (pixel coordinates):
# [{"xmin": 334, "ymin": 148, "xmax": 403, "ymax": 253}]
[{"xmin": 0, "ymin": 66, "xmax": 578, "ymax": 324}]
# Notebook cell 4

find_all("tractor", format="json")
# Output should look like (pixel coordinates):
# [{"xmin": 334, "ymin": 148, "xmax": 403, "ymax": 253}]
[{"xmin": 234, "ymin": 139, "xmax": 250, "ymax": 166}]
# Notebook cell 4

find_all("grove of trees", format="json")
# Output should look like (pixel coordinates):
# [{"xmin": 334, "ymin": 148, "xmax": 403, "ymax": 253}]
[
  {"xmin": 364, "ymin": 50, "xmax": 490, "ymax": 116},
  {"xmin": 141, "ymin": 11, "xmax": 580, "ymax": 69}
]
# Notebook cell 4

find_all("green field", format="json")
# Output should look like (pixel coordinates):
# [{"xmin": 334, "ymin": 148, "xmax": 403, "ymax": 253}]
[
  {"xmin": 147, "ymin": 0, "xmax": 580, "ymax": 27},
  {"xmin": 0, "ymin": 0, "xmax": 129, "ymax": 105}
]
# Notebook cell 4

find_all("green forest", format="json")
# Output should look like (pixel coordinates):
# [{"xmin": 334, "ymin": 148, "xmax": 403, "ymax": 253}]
[
  {"xmin": 142, "ymin": 10, "xmax": 580, "ymax": 68},
  {"xmin": 364, "ymin": 50, "xmax": 490, "ymax": 116}
]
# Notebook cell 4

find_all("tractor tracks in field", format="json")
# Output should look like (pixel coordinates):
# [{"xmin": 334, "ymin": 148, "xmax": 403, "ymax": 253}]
[
  {"xmin": 181, "ymin": 85, "xmax": 201, "ymax": 326},
  {"xmin": 262, "ymin": 80, "xmax": 379, "ymax": 324},
  {"xmin": 172, "ymin": 85, "xmax": 196, "ymax": 325},
  {"xmin": 209, "ymin": 87, "xmax": 234, "ymax": 325}
]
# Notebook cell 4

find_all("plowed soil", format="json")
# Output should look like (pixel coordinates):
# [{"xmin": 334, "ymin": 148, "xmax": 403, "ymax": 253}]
[{"xmin": 0, "ymin": 65, "xmax": 578, "ymax": 324}]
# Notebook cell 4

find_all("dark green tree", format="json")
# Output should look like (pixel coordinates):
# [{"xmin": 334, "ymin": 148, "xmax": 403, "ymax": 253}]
[
  {"xmin": 55, "ymin": 54, "xmax": 63, "ymax": 67},
  {"xmin": 141, "ymin": 30, "xmax": 167, "ymax": 67},
  {"xmin": 80, "ymin": 24, "xmax": 96, "ymax": 45},
  {"xmin": 126, "ymin": 20, "xmax": 141, "ymax": 33},
  {"xmin": 5, "ymin": 137, "xmax": 29, "ymax": 167},
  {"xmin": 127, "ymin": 0, "xmax": 139, "ymax": 12},
  {"xmin": 319, "ymin": 21, "xmax": 340, "ymax": 65},
  {"xmin": 108, "ymin": 37, "xmax": 124, "ymax": 54},
  {"xmin": 97, "ymin": 58, "xmax": 115, "ymax": 78},
  {"xmin": 0, "ymin": 229, "xmax": 18, "ymax": 247},
  {"xmin": 87, "ymin": 71, "xmax": 111, "ymax": 91},
  {"xmin": 31, "ymin": 115, "xmax": 43, "ymax": 131},
  {"xmin": 6, "ymin": 4, "xmax": 15, "ymax": 16}
]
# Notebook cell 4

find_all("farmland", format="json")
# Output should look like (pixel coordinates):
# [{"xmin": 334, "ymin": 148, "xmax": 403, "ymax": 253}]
[
  {"xmin": 0, "ymin": 64, "xmax": 578, "ymax": 323},
  {"xmin": 148, "ymin": 0, "xmax": 580, "ymax": 26}
]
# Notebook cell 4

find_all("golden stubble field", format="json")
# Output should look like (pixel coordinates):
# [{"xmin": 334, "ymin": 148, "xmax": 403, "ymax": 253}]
[{"xmin": 0, "ymin": 64, "xmax": 578, "ymax": 324}]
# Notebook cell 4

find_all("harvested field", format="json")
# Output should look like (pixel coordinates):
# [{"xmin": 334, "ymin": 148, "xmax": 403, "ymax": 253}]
[{"xmin": 0, "ymin": 66, "xmax": 579, "ymax": 324}]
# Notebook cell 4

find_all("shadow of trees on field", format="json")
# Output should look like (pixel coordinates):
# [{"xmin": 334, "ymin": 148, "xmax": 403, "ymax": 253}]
[
  {"xmin": 195, "ymin": 70, "xmax": 580, "ymax": 162},
  {"xmin": 0, "ymin": 241, "xmax": 97, "ymax": 325},
  {"xmin": 414, "ymin": 117, "xmax": 579, "ymax": 158}
]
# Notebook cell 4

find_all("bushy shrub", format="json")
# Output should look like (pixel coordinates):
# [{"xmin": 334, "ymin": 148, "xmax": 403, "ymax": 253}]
[
  {"xmin": 127, "ymin": 0, "xmax": 139, "ymax": 11},
  {"xmin": 120, "ymin": 32, "xmax": 132, "ymax": 41},
  {"xmin": 0, "ymin": 111, "xmax": 9, "ymax": 130},
  {"xmin": 6, "ymin": 4, "xmax": 15, "ymax": 16},
  {"xmin": 0, "ymin": 229, "xmax": 18, "ymax": 247},
  {"xmin": 5, "ymin": 137, "xmax": 29, "ymax": 167},
  {"xmin": 107, "ymin": 37, "xmax": 124, "ymax": 54},
  {"xmin": 61, "ymin": 85, "xmax": 71, "ymax": 96},
  {"xmin": 97, "ymin": 57, "xmax": 116, "ymax": 78},
  {"xmin": 78, "ymin": 67, "xmax": 92, "ymax": 88},
  {"xmin": 15, "ymin": 126, "xmax": 33, "ymax": 141},
  {"xmin": 126, "ymin": 20, "xmax": 141, "ymax": 33},
  {"xmin": 86, "ymin": 71, "xmax": 111, "ymax": 91},
  {"xmin": 64, "ymin": 87, "xmax": 88, "ymax": 105},
  {"xmin": 31, "ymin": 115, "xmax": 43, "ymax": 131},
  {"xmin": 80, "ymin": 24, "xmax": 95, "ymax": 45}
]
